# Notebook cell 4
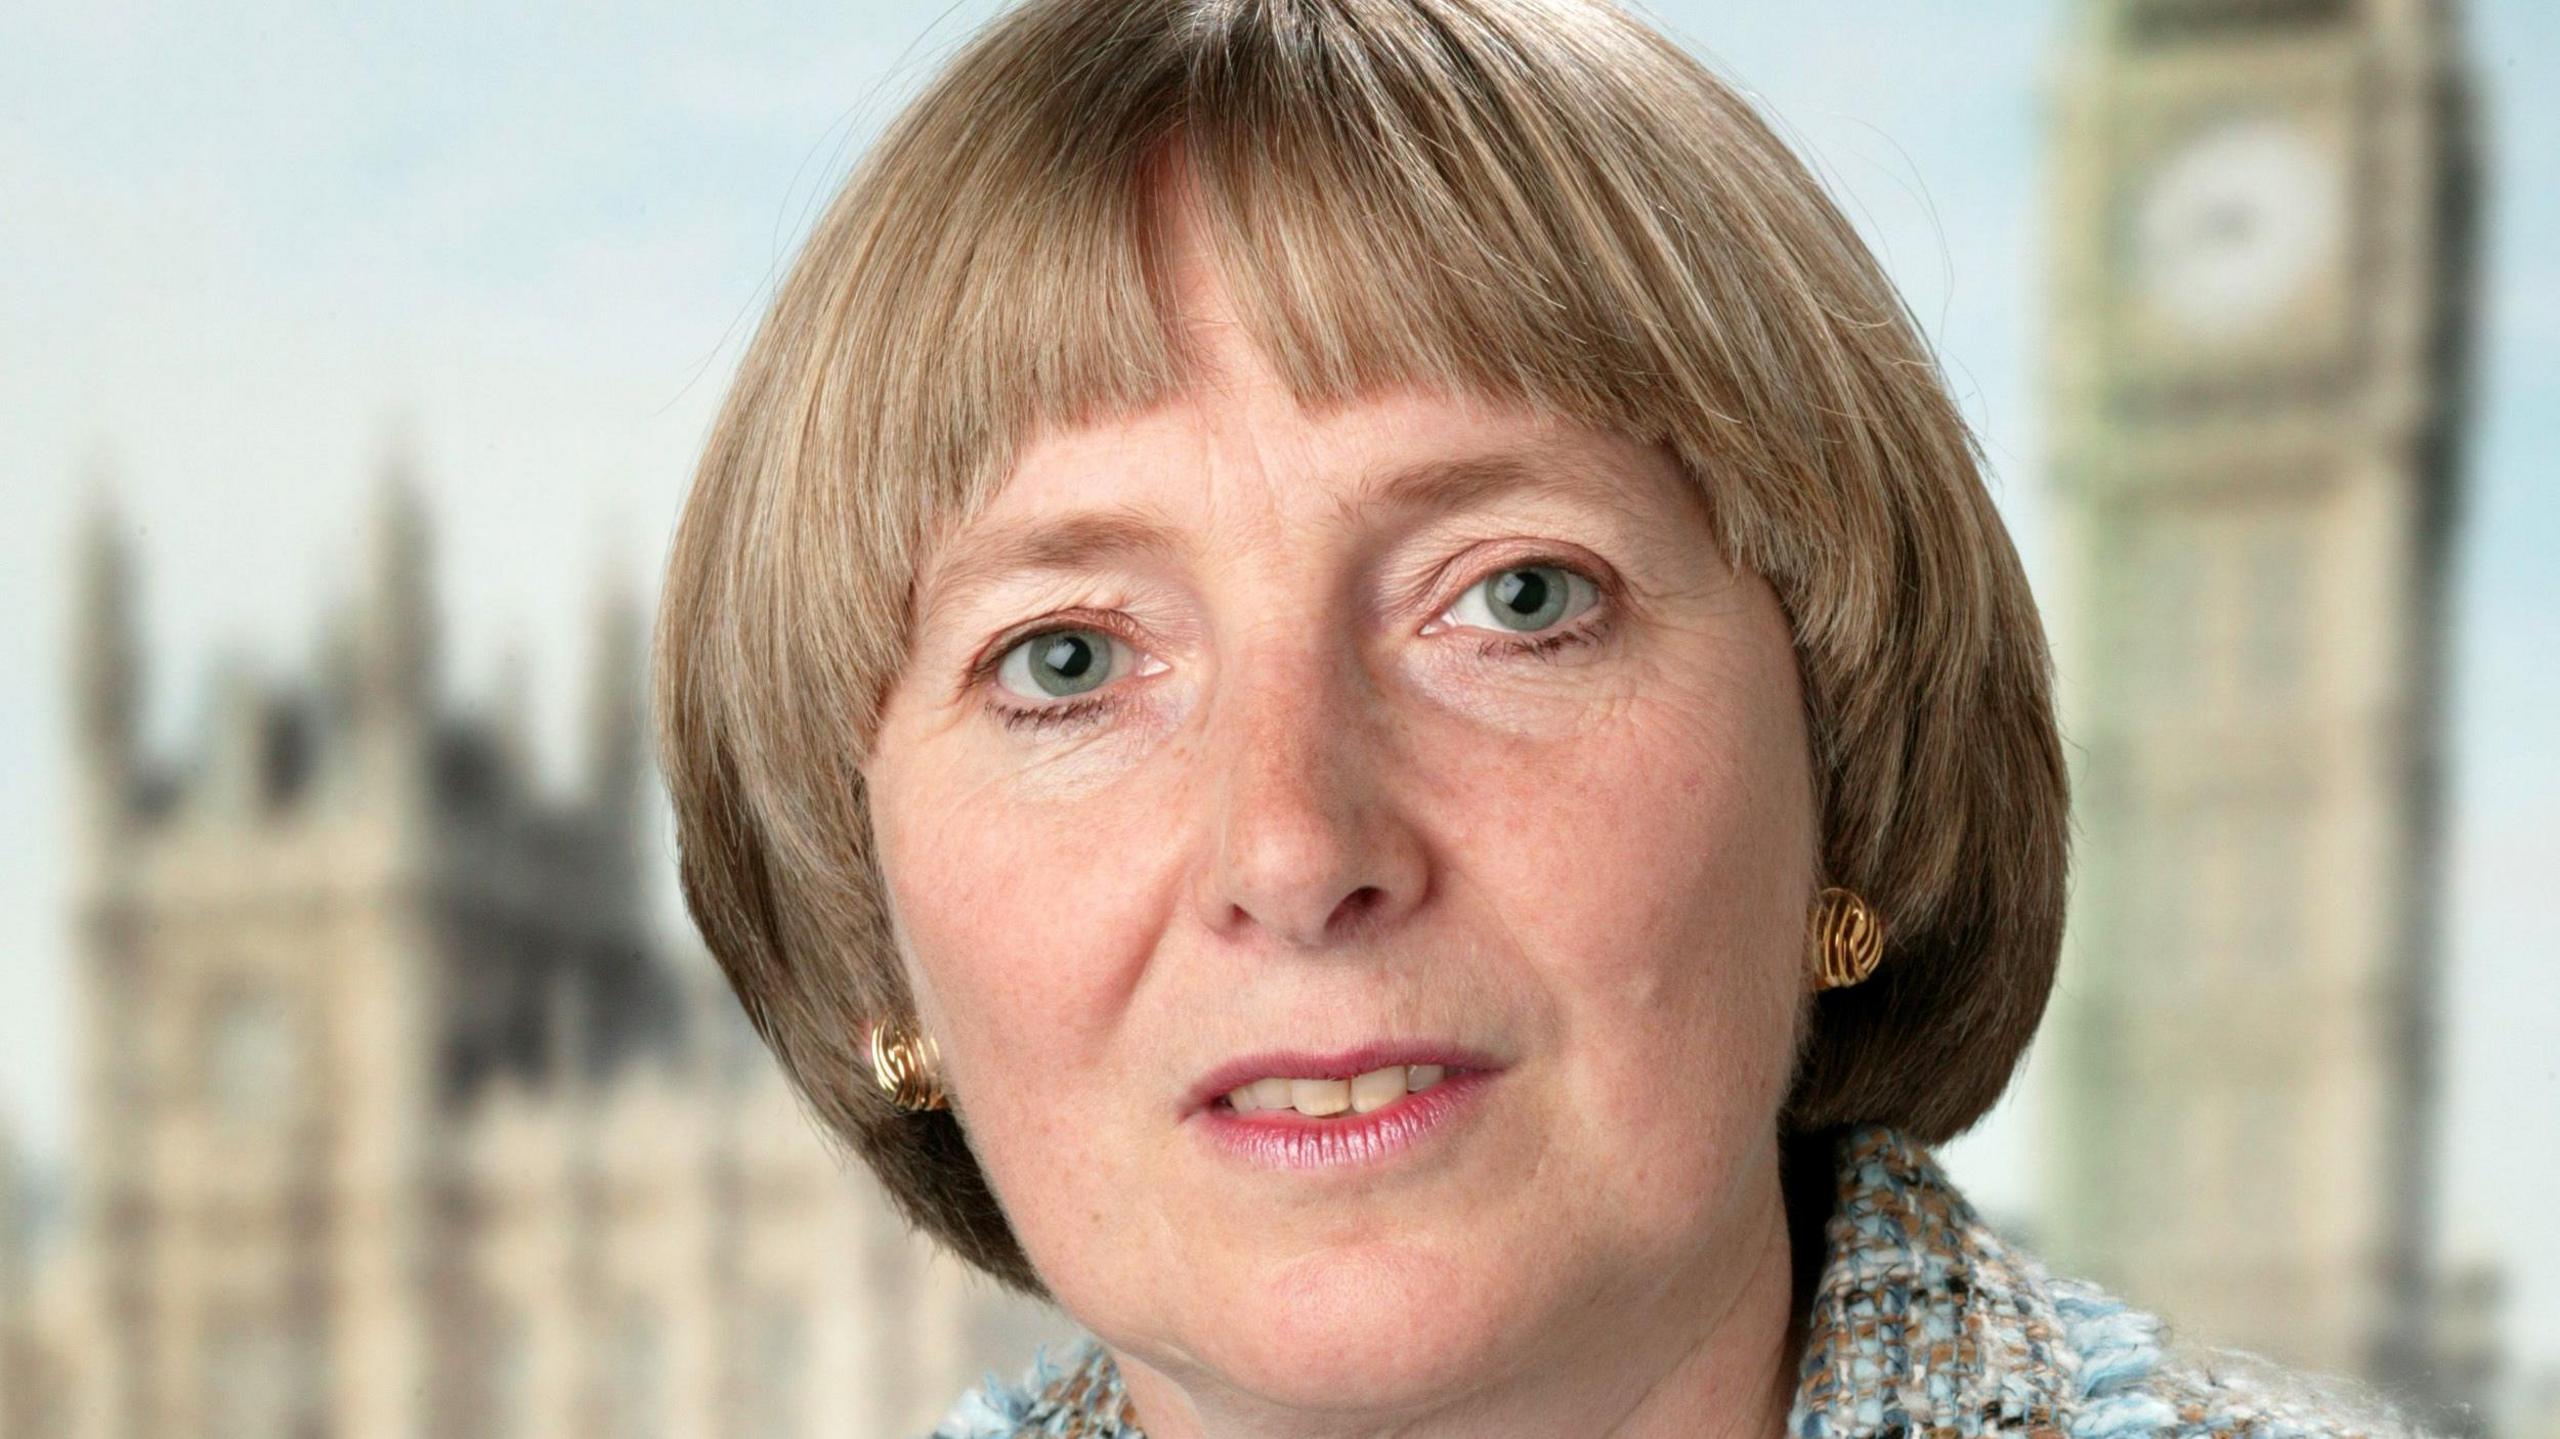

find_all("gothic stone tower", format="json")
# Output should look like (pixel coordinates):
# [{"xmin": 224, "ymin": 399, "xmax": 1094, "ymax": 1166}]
[
  {"xmin": 63, "ymin": 446, "xmax": 675, "ymax": 1439},
  {"xmin": 2041, "ymin": 0, "xmax": 2477, "ymax": 1397}
]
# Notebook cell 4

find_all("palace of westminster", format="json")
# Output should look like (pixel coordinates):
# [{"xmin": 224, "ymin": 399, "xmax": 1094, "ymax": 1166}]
[{"xmin": 4, "ymin": 0, "xmax": 2554, "ymax": 1435}]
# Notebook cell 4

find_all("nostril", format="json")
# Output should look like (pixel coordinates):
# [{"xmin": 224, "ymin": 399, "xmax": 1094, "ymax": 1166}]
[{"xmin": 1329, "ymin": 885, "xmax": 1384, "ymax": 930}]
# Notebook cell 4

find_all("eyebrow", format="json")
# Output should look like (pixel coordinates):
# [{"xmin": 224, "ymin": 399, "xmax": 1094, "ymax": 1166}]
[{"xmin": 911, "ymin": 447, "xmax": 1645, "ymax": 640}]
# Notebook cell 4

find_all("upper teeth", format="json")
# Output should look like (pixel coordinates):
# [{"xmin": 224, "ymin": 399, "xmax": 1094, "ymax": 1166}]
[{"xmin": 1224, "ymin": 1065, "xmax": 1448, "ymax": 1117}]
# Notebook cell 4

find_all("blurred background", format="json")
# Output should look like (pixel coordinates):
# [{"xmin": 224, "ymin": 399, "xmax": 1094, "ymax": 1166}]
[{"xmin": 2, "ymin": 0, "xmax": 2552, "ymax": 1435}]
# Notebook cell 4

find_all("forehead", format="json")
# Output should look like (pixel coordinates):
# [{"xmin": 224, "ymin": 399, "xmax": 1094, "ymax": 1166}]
[
  {"xmin": 907, "ymin": 199, "xmax": 1705, "ymax": 639},
  {"xmin": 912, "ymin": 393, "xmax": 1696, "ymax": 642}
]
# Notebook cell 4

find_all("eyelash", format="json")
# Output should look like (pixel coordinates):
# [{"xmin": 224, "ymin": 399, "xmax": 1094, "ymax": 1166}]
[{"xmin": 965, "ymin": 555, "xmax": 1616, "ymax": 735}]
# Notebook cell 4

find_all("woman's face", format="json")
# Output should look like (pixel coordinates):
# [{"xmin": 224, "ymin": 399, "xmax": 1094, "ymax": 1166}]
[{"xmin": 861, "ymin": 232, "xmax": 1819, "ymax": 1430}]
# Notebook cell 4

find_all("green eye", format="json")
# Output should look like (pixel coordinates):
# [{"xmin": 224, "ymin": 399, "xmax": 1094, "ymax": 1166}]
[
  {"xmin": 1454, "ymin": 563, "xmax": 1597, "ymax": 635},
  {"xmin": 996, "ymin": 628, "xmax": 1119, "ymax": 700},
  {"xmin": 1486, "ymin": 566, "xmax": 1567, "ymax": 631}
]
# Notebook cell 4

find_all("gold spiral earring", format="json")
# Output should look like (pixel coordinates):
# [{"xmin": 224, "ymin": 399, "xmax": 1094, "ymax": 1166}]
[
  {"xmin": 1809, "ymin": 887, "xmax": 1885, "ymax": 991},
  {"xmin": 868, "ymin": 1018, "xmax": 950, "ymax": 1113}
]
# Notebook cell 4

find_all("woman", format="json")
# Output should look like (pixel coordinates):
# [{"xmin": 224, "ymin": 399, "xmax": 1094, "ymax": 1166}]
[{"xmin": 653, "ymin": 1, "xmax": 2422, "ymax": 1435}]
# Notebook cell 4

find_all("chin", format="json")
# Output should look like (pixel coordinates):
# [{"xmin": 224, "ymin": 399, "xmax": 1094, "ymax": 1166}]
[{"xmin": 1194, "ymin": 1245, "xmax": 1532, "ymax": 1414}]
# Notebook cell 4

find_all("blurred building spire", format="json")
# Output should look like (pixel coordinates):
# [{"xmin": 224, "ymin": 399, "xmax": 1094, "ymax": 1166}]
[
  {"xmin": 357, "ymin": 420, "xmax": 439, "ymax": 726},
  {"xmin": 199, "ymin": 648, "xmax": 275, "ymax": 818},
  {"xmin": 581, "ymin": 529, "xmax": 646, "ymax": 828},
  {"xmin": 70, "ymin": 457, "xmax": 141, "ymax": 854}
]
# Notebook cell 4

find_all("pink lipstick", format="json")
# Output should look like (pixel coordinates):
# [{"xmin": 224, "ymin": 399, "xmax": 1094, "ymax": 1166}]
[{"xmin": 1197, "ymin": 1069, "xmax": 1494, "ymax": 1171}]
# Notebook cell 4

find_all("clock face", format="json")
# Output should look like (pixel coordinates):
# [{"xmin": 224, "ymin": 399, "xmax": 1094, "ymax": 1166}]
[{"xmin": 2133, "ymin": 117, "xmax": 2345, "ymax": 341}]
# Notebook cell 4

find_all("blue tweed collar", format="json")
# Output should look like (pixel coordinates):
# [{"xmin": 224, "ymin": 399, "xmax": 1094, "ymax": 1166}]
[
  {"xmin": 1790, "ymin": 1124, "xmax": 2078, "ymax": 1439},
  {"xmin": 928, "ymin": 1125, "xmax": 2383, "ymax": 1439}
]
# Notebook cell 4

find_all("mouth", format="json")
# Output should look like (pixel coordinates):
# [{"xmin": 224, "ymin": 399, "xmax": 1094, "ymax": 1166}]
[
  {"xmin": 1182, "ymin": 1060, "xmax": 1495, "ymax": 1172},
  {"xmin": 1212, "ymin": 1062, "xmax": 1465, "ymax": 1118},
  {"xmin": 1184, "ymin": 1042, "xmax": 1503, "ymax": 1119},
  {"xmin": 1184, "ymin": 1043, "xmax": 1504, "ymax": 1174}
]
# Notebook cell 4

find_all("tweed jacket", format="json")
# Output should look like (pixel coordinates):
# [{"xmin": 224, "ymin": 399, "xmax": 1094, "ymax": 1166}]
[{"xmin": 928, "ymin": 1125, "xmax": 2421, "ymax": 1439}]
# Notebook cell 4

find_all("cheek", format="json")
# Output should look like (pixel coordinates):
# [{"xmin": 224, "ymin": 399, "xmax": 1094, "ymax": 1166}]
[
  {"xmin": 875, "ymin": 780, "xmax": 1142, "ymax": 1058},
  {"xmin": 871, "ymin": 784, "xmax": 1200, "ymax": 1325},
  {"xmin": 869, "ymin": 773, "xmax": 1161, "ymax": 1188},
  {"xmin": 1457, "ymin": 631, "xmax": 1814, "ymax": 1134},
  {"xmin": 1572, "ymin": 712, "xmax": 1804, "ymax": 1021}
]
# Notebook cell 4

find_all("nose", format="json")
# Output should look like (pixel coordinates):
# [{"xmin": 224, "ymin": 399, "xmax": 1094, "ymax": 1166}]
[{"xmin": 1191, "ymin": 621, "xmax": 1428, "ymax": 950}]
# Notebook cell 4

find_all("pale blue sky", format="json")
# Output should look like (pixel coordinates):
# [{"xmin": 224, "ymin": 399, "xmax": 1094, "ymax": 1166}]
[{"xmin": 2, "ymin": 0, "xmax": 2552, "ymax": 1375}]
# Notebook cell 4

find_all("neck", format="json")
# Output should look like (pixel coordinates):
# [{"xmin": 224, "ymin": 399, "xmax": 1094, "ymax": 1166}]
[{"xmin": 1115, "ymin": 1153, "xmax": 1805, "ymax": 1439}]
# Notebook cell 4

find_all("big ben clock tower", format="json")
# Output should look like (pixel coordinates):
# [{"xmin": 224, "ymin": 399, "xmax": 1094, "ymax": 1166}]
[{"xmin": 2041, "ymin": 0, "xmax": 2478, "ymax": 1398}]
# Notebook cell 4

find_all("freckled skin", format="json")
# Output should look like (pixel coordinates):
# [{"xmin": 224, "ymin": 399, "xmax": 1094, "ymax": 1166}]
[{"xmin": 860, "ymin": 214, "xmax": 1819, "ymax": 1439}]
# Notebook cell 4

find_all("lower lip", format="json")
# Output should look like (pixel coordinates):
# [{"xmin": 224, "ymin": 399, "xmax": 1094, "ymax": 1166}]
[{"xmin": 1192, "ymin": 1069, "xmax": 1498, "ymax": 1173}]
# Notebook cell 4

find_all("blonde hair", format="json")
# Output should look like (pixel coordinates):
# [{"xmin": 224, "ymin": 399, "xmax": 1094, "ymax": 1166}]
[{"xmin": 654, "ymin": 0, "xmax": 2068, "ymax": 1298}]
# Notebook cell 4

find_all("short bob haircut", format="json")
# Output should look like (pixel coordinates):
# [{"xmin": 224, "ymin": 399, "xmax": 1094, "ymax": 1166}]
[{"xmin": 654, "ymin": 0, "xmax": 2068, "ymax": 1300}]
